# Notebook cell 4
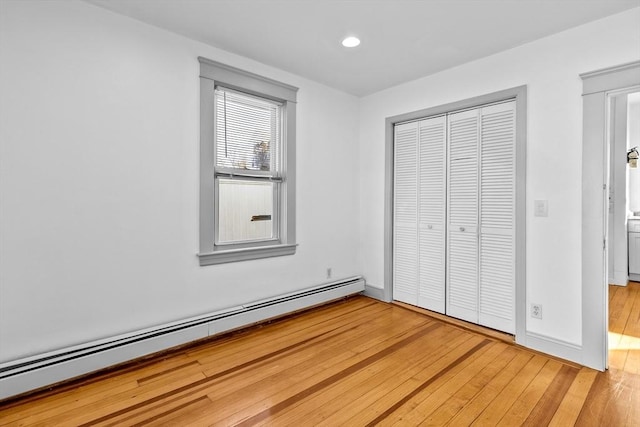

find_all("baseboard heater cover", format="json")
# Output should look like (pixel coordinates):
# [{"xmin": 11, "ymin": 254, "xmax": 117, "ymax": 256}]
[{"xmin": 0, "ymin": 276, "xmax": 365, "ymax": 400}]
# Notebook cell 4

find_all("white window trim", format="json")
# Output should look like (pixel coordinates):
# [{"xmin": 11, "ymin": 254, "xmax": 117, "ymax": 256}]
[{"xmin": 198, "ymin": 57, "xmax": 298, "ymax": 265}]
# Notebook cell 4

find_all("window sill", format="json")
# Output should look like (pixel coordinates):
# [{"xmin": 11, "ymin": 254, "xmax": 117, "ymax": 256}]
[{"xmin": 198, "ymin": 243, "xmax": 297, "ymax": 266}]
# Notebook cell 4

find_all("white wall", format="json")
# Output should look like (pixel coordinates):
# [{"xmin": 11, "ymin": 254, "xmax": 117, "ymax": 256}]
[
  {"xmin": 358, "ymin": 8, "xmax": 640, "ymax": 345},
  {"xmin": 0, "ymin": 0, "xmax": 361, "ymax": 363}
]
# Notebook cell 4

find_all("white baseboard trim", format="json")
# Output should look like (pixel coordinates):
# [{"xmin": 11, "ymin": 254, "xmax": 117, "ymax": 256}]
[
  {"xmin": 364, "ymin": 286, "xmax": 585, "ymax": 367},
  {"xmin": 0, "ymin": 276, "xmax": 365, "ymax": 401},
  {"xmin": 363, "ymin": 284, "xmax": 385, "ymax": 301},
  {"xmin": 609, "ymin": 272, "xmax": 629, "ymax": 286},
  {"xmin": 524, "ymin": 331, "xmax": 583, "ymax": 365},
  {"xmin": 629, "ymin": 273, "xmax": 640, "ymax": 282},
  {"xmin": 0, "ymin": 324, "xmax": 211, "ymax": 403}
]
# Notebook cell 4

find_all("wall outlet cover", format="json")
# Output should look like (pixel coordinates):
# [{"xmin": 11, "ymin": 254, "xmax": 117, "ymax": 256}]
[{"xmin": 531, "ymin": 303, "xmax": 542, "ymax": 319}]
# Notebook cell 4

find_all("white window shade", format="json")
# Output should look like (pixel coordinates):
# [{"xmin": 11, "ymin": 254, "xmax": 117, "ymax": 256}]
[{"xmin": 215, "ymin": 88, "xmax": 281, "ymax": 175}]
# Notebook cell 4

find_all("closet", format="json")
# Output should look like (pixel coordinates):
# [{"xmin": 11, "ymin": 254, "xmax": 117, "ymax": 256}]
[{"xmin": 393, "ymin": 100, "xmax": 516, "ymax": 334}]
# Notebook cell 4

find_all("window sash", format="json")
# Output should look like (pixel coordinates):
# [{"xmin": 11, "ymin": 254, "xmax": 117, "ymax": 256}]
[
  {"xmin": 214, "ymin": 169, "xmax": 283, "ymax": 181},
  {"xmin": 213, "ymin": 87, "xmax": 284, "ymax": 246},
  {"xmin": 214, "ymin": 176, "xmax": 281, "ymax": 246},
  {"xmin": 214, "ymin": 87, "xmax": 282, "ymax": 174}
]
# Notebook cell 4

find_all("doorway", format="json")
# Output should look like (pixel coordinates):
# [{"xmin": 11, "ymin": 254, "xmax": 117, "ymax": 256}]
[
  {"xmin": 607, "ymin": 90, "xmax": 640, "ymax": 287},
  {"xmin": 607, "ymin": 89, "xmax": 640, "ymax": 372},
  {"xmin": 581, "ymin": 60, "xmax": 640, "ymax": 371}
]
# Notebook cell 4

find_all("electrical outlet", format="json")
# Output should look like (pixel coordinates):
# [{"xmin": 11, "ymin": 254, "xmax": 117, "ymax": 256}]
[
  {"xmin": 531, "ymin": 304, "xmax": 542, "ymax": 319},
  {"xmin": 326, "ymin": 268, "xmax": 332, "ymax": 279}
]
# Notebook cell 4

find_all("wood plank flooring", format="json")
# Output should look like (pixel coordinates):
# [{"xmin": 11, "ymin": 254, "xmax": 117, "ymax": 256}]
[
  {"xmin": 609, "ymin": 281, "xmax": 640, "ymax": 374},
  {"xmin": 0, "ymin": 294, "xmax": 638, "ymax": 426}
]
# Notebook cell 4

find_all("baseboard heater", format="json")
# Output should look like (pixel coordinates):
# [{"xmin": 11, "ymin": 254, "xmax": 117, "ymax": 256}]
[{"xmin": 0, "ymin": 276, "xmax": 365, "ymax": 400}]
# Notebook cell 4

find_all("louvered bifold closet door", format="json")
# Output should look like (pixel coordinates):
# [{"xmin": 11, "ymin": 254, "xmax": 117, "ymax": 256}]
[
  {"xmin": 446, "ymin": 109, "xmax": 479, "ymax": 324},
  {"xmin": 418, "ymin": 116, "xmax": 446, "ymax": 313},
  {"xmin": 479, "ymin": 101, "xmax": 516, "ymax": 334},
  {"xmin": 393, "ymin": 122, "xmax": 419, "ymax": 305}
]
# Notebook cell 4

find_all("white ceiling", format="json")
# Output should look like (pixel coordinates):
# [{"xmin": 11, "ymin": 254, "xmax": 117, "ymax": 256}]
[{"xmin": 85, "ymin": 0, "xmax": 639, "ymax": 96}]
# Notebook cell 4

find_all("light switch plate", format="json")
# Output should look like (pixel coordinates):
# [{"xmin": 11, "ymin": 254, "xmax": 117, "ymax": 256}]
[{"xmin": 534, "ymin": 200, "xmax": 548, "ymax": 217}]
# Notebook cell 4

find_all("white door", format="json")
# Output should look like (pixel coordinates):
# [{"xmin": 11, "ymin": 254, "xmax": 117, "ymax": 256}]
[
  {"xmin": 446, "ymin": 109, "xmax": 480, "ymax": 324},
  {"xmin": 418, "ymin": 116, "xmax": 447, "ymax": 313},
  {"xmin": 478, "ymin": 101, "xmax": 516, "ymax": 334},
  {"xmin": 393, "ymin": 121, "xmax": 418, "ymax": 305}
]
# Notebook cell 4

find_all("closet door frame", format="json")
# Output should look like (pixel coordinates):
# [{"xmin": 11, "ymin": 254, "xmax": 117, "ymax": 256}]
[{"xmin": 384, "ymin": 85, "xmax": 527, "ymax": 344}]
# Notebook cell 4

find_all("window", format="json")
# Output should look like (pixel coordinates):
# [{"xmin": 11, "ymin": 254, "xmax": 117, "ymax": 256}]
[
  {"xmin": 198, "ymin": 57, "xmax": 298, "ymax": 265},
  {"xmin": 215, "ymin": 89, "xmax": 280, "ymax": 244}
]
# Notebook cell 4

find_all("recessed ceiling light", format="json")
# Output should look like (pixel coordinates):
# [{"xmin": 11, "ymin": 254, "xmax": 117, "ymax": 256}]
[{"xmin": 342, "ymin": 36, "xmax": 360, "ymax": 48}]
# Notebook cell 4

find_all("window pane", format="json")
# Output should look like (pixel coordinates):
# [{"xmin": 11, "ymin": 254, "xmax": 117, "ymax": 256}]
[
  {"xmin": 218, "ymin": 179, "xmax": 274, "ymax": 243},
  {"xmin": 215, "ymin": 88, "xmax": 281, "ymax": 173}
]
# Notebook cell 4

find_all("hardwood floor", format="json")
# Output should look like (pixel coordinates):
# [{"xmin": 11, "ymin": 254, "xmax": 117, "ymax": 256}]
[
  {"xmin": 609, "ymin": 281, "xmax": 640, "ymax": 374},
  {"xmin": 0, "ymin": 294, "xmax": 638, "ymax": 426}
]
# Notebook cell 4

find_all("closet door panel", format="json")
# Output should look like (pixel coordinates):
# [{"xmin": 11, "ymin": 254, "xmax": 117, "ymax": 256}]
[
  {"xmin": 447, "ymin": 229, "xmax": 478, "ymax": 322},
  {"xmin": 479, "ymin": 233, "xmax": 514, "ymax": 332},
  {"xmin": 479, "ymin": 102, "xmax": 516, "ymax": 333},
  {"xmin": 393, "ymin": 122, "xmax": 418, "ymax": 305},
  {"xmin": 448, "ymin": 109, "xmax": 479, "ymax": 231},
  {"xmin": 419, "ymin": 227, "xmax": 445, "ymax": 311},
  {"xmin": 447, "ymin": 109, "xmax": 479, "ymax": 323},
  {"xmin": 418, "ymin": 116, "xmax": 446, "ymax": 313},
  {"xmin": 395, "ymin": 226, "xmax": 418, "ymax": 304}
]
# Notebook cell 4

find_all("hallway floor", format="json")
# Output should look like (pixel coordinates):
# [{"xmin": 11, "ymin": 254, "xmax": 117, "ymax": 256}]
[{"xmin": 609, "ymin": 281, "xmax": 639, "ymax": 374}]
